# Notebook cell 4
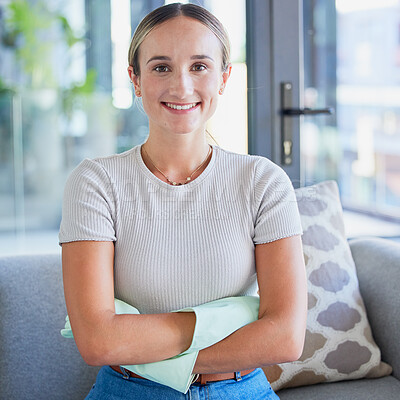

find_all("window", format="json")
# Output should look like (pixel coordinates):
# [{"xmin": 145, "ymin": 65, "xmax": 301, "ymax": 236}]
[{"xmin": 302, "ymin": 0, "xmax": 400, "ymax": 220}]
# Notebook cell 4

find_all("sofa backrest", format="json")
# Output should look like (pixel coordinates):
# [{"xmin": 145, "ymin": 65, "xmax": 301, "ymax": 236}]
[{"xmin": 0, "ymin": 253, "xmax": 100, "ymax": 400}]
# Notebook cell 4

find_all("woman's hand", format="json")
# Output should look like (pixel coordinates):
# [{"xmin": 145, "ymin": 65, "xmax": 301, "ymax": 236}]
[
  {"xmin": 193, "ymin": 235, "xmax": 307, "ymax": 374},
  {"xmin": 62, "ymin": 241, "xmax": 196, "ymax": 366}
]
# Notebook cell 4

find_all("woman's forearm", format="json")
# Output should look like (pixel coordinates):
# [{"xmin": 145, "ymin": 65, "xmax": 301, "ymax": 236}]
[
  {"xmin": 78, "ymin": 311, "xmax": 196, "ymax": 366},
  {"xmin": 193, "ymin": 315, "xmax": 304, "ymax": 374}
]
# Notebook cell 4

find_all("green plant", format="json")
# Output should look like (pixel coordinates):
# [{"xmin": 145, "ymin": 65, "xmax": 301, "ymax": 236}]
[
  {"xmin": 62, "ymin": 69, "xmax": 98, "ymax": 119},
  {"xmin": 1, "ymin": 0, "xmax": 99, "ymax": 124},
  {"xmin": 3, "ymin": 0, "xmax": 82, "ymax": 89},
  {"xmin": 0, "ymin": 76, "xmax": 15, "ymax": 94}
]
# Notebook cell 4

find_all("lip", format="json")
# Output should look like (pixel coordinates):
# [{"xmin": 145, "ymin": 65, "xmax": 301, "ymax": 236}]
[{"xmin": 161, "ymin": 102, "xmax": 201, "ymax": 113}]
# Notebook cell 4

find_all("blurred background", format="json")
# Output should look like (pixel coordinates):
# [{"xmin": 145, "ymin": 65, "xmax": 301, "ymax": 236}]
[{"xmin": 0, "ymin": 0, "xmax": 399, "ymax": 255}]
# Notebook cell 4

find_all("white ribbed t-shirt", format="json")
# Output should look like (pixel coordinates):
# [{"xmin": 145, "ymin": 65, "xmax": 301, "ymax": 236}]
[{"xmin": 59, "ymin": 144, "xmax": 302, "ymax": 314}]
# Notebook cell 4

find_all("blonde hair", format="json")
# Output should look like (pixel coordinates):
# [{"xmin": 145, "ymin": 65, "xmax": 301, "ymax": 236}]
[{"xmin": 128, "ymin": 2, "xmax": 231, "ymax": 76}]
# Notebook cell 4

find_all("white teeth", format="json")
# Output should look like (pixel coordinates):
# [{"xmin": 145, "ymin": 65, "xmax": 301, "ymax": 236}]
[{"xmin": 165, "ymin": 102, "xmax": 197, "ymax": 110}]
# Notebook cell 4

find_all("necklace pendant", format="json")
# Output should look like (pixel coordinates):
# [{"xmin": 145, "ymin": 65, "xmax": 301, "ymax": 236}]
[{"xmin": 142, "ymin": 144, "xmax": 211, "ymax": 188}]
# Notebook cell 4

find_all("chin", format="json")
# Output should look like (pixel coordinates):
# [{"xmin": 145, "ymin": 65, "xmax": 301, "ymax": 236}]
[{"xmin": 169, "ymin": 126, "xmax": 202, "ymax": 136}]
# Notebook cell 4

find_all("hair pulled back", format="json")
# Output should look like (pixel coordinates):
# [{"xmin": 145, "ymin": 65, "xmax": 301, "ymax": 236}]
[{"xmin": 128, "ymin": 2, "xmax": 231, "ymax": 75}]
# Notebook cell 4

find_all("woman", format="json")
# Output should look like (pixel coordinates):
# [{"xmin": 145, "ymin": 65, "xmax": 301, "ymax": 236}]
[{"xmin": 60, "ymin": 3, "xmax": 307, "ymax": 399}]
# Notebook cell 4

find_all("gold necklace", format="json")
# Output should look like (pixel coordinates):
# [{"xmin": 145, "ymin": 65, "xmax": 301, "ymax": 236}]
[{"xmin": 142, "ymin": 145, "xmax": 212, "ymax": 186}]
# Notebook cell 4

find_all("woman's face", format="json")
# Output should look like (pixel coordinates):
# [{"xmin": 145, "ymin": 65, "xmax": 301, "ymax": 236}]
[{"xmin": 128, "ymin": 16, "xmax": 231, "ymax": 137}]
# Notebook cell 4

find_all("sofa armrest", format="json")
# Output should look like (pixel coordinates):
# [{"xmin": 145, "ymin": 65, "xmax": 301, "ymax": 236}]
[{"xmin": 349, "ymin": 237, "xmax": 400, "ymax": 380}]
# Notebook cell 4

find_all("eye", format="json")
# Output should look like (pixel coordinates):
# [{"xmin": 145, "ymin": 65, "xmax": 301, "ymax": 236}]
[
  {"xmin": 154, "ymin": 65, "xmax": 170, "ymax": 73},
  {"xmin": 192, "ymin": 63, "xmax": 207, "ymax": 72}
]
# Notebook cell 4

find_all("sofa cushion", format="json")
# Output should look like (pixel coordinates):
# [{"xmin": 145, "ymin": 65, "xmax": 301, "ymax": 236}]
[
  {"xmin": 263, "ymin": 180, "xmax": 392, "ymax": 391},
  {"xmin": 278, "ymin": 376, "xmax": 400, "ymax": 400},
  {"xmin": 0, "ymin": 254, "xmax": 100, "ymax": 400}
]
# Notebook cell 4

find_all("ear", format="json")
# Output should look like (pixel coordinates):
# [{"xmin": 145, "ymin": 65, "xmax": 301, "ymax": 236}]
[
  {"xmin": 219, "ymin": 63, "xmax": 232, "ymax": 95},
  {"xmin": 222, "ymin": 63, "xmax": 232, "ymax": 86},
  {"xmin": 127, "ymin": 66, "xmax": 141, "ymax": 97}
]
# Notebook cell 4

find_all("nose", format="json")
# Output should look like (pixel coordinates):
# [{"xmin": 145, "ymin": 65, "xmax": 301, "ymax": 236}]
[{"xmin": 169, "ymin": 70, "xmax": 194, "ymax": 99}]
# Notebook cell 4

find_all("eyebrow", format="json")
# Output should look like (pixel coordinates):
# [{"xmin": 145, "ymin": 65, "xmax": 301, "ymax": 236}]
[
  {"xmin": 146, "ymin": 56, "xmax": 171, "ymax": 65},
  {"xmin": 191, "ymin": 55, "xmax": 215, "ymax": 62},
  {"xmin": 146, "ymin": 55, "xmax": 215, "ymax": 65}
]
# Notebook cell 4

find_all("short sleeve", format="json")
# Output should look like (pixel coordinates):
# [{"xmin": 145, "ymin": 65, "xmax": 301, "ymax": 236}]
[
  {"xmin": 59, "ymin": 159, "xmax": 117, "ymax": 244},
  {"xmin": 253, "ymin": 158, "xmax": 302, "ymax": 245}
]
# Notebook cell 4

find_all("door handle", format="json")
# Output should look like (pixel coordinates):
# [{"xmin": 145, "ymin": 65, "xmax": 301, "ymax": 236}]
[
  {"xmin": 282, "ymin": 107, "xmax": 334, "ymax": 116},
  {"xmin": 280, "ymin": 82, "xmax": 334, "ymax": 165}
]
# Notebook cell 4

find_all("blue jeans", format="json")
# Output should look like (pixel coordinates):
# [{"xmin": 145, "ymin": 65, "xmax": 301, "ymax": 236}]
[{"xmin": 85, "ymin": 366, "xmax": 280, "ymax": 399}]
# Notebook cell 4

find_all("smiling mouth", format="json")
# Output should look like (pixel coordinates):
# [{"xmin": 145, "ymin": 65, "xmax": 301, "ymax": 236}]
[{"xmin": 163, "ymin": 102, "xmax": 199, "ymax": 110}]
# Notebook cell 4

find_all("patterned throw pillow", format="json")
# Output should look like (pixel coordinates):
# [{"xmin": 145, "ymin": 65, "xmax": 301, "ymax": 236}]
[{"xmin": 263, "ymin": 180, "xmax": 392, "ymax": 391}]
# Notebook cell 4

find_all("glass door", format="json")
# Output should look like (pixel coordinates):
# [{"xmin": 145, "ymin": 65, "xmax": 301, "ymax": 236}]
[{"xmin": 302, "ymin": 0, "xmax": 400, "ymax": 219}]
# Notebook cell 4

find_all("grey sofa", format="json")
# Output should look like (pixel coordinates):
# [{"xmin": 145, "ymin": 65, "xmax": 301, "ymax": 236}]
[{"xmin": 1, "ymin": 237, "xmax": 399, "ymax": 399}]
